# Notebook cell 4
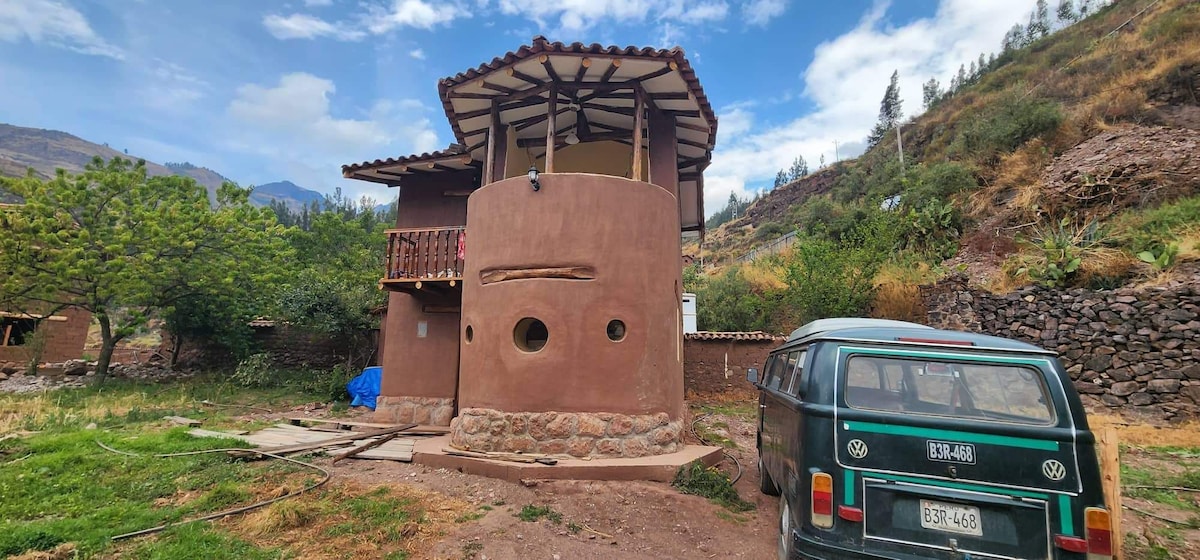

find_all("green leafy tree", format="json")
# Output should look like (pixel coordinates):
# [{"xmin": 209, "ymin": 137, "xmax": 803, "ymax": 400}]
[
  {"xmin": 1034, "ymin": 0, "xmax": 1052, "ymax": 37},
  {"xmin": 868, "ymin": 70, "xmax": 904, "ymax": 147},
  {"xmin": 0, "ymin": 157, "xmax": 289, "ymax": 378},
  {"xmin": 788, "ymin": 156, "xmax": 809, "ymax": 182},
  {"xmin": 781, "ymin": 213, "xmax": 899, "ymax": 325},
  {"xmin": 922, "ymin": 77, "xmax": 943, "ymax": 110},
  {"xmin": 774, "ymin": 169, "xmax": 788, "ymax": 189},
  {"xmin": 1057, "ymin": 0, "xmax": 1077, "ymax": 24}
]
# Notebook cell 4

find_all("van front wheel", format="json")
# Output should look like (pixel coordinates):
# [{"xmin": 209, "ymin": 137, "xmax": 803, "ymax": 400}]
[{"xmin": 759, "ymin": 453, "xmax": 780, "ymax": 496}]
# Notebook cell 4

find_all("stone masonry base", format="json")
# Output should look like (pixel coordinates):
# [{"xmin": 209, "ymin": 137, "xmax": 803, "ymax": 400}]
[
  {"xmin": 450, "ymin": 407, "xmax": 683, "ymax": 458},
  {"xmin": 374, "ymin": 396, "xmax": 456, "ymax": 426}
]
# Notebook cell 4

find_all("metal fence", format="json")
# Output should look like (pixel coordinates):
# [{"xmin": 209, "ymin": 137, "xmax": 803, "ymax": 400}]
[{"xmin": 735, "ymin": 230, "xmax": 799, "ymax": 264}]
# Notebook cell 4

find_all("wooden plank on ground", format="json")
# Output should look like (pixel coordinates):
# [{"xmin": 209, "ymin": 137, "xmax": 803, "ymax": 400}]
[
  {"xmin": 332, "ymin": 433, "xmax": 399, "ymax": 464},
  {"xmin": 229, "ymin": 424, "xmax": 417, "ymax": 458},
  {"xmin": 287, "ymin": 417, "xmax": 397, "ymax": 429},
  {"xmin": 164, "ymin": 416, "xmax": 201, "ymax": 427}
]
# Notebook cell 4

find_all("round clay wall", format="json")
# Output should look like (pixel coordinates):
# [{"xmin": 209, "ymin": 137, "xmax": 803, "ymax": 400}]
[{"xmin": 458, "ymin": 174, "xmax": 684, "ymax": 422}]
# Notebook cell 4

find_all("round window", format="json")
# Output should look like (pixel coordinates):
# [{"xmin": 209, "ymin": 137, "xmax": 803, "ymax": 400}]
[
  {"xmin": 607, "ymin": 319, "xmax": 626, "ymax": 342},
  {"xmin": 513, "ymin": 318, "xmax": 548, "ymax": 352},
  {"xmin": 465, "ymin": 325, "xmax": 474, "ymax": 343}
]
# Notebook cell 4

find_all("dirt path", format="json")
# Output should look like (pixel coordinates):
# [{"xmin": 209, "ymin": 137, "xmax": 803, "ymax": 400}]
[{"xmin": 329, "ymin": 401, "xmax": 778, "ymax": 560}]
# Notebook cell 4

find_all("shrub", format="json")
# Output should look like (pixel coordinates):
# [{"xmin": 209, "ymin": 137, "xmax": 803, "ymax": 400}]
[
  {"xmin": 903, "ymin": 162, "xmax": 978, "ymax": 207},
  {"xmin": 231, "ymin": 353, "xmax": 275, "ymax": 388},
  {"xmin": 1011, "ymin": 217, "xmax": 1130, "ymax": 288},
  {"xmin": 694, "ymin": 267, "xmax": 776, "ymax": 332},
  {"xmin": 781, "ymin": 212, "xmax": 899, "ymax": 324},
  {"xmin": 672, "ymin": 461, "xmax": 755, "ymax": 512},
  {"xmin": 951, "ymin": 94, "xmax": 1063, "ymax": 161},
  {"xmin": 904, "ymin": 200, "xmax": 961, "ymax": 260}
]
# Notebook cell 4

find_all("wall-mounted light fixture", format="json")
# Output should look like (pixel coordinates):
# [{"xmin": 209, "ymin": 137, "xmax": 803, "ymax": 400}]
[{"xmin": 528, "ymin": 165, "xmax": 540, "ymax": 191}]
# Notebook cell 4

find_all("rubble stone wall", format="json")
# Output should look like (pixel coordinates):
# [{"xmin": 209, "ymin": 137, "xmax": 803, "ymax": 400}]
[
  {"xmin": 920, "ymin": 270, "xmax": 1200, "ymax": 420},
  {"xmin": 374, "ymin": 395, "xmax": 455, "ymax": 426},
  {"xmin": 450, "ymin": 407, "xmax": 683, "ymax": 458}
]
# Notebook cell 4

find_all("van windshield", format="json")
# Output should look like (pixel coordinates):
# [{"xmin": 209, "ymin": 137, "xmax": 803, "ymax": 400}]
[{"xmin": 844, "ymin": 355, "xmax": 1055, "ymax": 425}]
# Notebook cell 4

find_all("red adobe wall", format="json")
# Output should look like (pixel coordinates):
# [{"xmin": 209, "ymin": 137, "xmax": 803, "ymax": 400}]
[
  {"xmin": 457, "ymin": 173, "xmax": 684, "ymax": 419},
  {"xmin": 0, "ymin": 307, "xmax": 92, "ymax": 364}
]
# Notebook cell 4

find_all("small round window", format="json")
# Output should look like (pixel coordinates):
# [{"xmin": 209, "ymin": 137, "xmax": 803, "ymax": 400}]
[
  {"xmin": 513, "ymin": 318, "xmax": 548, "ymax": 352},
  {"xmin": 607, "ymin": 319, "xmax": 626, "ymax": 342},
  {"xmin": 465, "ymin": 325, "xmax": 474, "ymax": 343}
]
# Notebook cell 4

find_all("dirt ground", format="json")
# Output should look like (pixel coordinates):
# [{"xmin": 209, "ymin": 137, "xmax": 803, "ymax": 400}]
[{"xmin": 328, "ymin": 400, "xmax": 778, "ymax": 560}]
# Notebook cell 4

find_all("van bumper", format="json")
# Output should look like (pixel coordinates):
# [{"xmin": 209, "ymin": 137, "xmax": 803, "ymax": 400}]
[{"xmin": 790, "ymin": 531, "xmax": 952, "ymax": 560}]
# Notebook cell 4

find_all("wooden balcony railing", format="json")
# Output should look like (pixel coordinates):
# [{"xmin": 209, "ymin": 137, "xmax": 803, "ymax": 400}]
[{"xmin": 384, "ymin": 226, "xmax": 466, "ymax": 283}]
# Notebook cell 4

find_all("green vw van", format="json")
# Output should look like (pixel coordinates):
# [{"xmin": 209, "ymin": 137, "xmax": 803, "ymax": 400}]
[{"xmin": 750, "ymin": 318, "xmax": 1111, "ymax": 560}]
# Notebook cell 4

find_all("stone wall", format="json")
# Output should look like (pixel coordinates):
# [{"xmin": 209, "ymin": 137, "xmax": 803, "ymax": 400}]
[
  {"xmin": 451, "ymin": 408, "xmax": 683, "ymax": 458},
  {"xmin": 921, "ymin": 269, "xmax": 1200, "ymax": 420},
  {"xmin": 374, "ymin": 395, "xmax": 455, "ymax": 426}
]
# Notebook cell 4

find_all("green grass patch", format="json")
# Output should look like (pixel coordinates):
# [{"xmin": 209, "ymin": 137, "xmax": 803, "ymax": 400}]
[
  {"xmin": 672, "ymin": 461, "xmax": 756, "ymax": 513},
  {"xmin": 693, "ymin": 401, "xmax": 757, "ymax": 421},
  {"xmin": 516, "ymin": 504, "xmax": 562, "ymax": 524}
]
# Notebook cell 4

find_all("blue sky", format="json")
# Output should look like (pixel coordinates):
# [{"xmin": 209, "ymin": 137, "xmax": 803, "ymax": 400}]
[{"xmin": 0, "ymin": 0, "xmax": 1040, "ymax": 214}]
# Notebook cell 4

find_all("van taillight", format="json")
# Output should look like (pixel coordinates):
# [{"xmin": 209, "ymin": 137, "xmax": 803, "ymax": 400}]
[
  {"xmin": 1085, "ymin": 507, "xmax": 1112, "ymax": 559},
  {"xmin": 811, "ymin": 472, "xmax": 834, "ymax": 528}
]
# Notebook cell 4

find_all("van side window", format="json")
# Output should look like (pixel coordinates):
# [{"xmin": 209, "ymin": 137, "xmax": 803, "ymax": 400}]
[
  {"xmin": 786, "ymin": 350, "xmax": 807, "ymax": 396},
  {"xmin": 780, "ymin": 351, "xmax": 800, "ymax": 394},
  {"xmin": 766, "ymin": 354, "xmax": 786, "ymax": 390},
  {"xmin": 844, "ymin": 358, "xmax": 903, "ymax": 411}
]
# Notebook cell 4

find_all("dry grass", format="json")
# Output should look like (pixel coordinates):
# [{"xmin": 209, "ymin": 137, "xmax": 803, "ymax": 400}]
[
  {"xmin": 227, "ymin": 481, "xmax": 473, "ymax": 560},
  {"xmin": 1091, "ymin": 414, "xmax": 1200, "ymax": 448},
  {"xmin": 0, "ymin": 390, "xmax": 193, "ymax": 433}
]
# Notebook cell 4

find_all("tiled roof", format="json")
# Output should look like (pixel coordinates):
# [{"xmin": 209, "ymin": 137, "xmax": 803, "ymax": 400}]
[
  {"xmin": 248, "ymin": 319, "xmax": 276, "ymax": 328},
  {"xmin": 342, "ymin": 144, "xmax": 470, "ymax": 175},
  {"xmin": 685, "ymin": 331, "xmax": 782, "ymax": 342},
  {"xmin": 436, "ymin": 36, "xmax": 718, "ymax": 158}
]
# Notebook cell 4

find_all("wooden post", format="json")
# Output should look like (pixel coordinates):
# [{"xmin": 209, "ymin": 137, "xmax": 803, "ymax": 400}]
[
  {"xmin": 632, "ymin": 85, "xmax": 644, "ymax": 181},
  {"xmin": 545, "ymin": 83, "xmax": 557, "ymax": 173},
  {"xmin": 483, "ymin": 101, "xmax": 498, "ymax": 185},
  {"xmin": 1099, "ymin": 426, "xmax": 1123, "ymax": 559}
]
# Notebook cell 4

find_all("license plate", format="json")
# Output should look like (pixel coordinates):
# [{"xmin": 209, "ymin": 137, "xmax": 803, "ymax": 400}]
[
  {"xmin": 920, "ymin": 499, "xmax": 982, "ymax": 537},
  {"xmin": 927, "ymin": 440, "xmax": 976, "ymax": 464},
  {"xmin": 921, "ymin": 498, "xmax": 979, "ymax": 539}
]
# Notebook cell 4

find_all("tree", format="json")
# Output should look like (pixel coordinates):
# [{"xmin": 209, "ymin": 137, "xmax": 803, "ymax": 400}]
[
  {"xmin": 977, "ymin": 53, "xmax": 987, "ymax": 75},
  {"xmin": 818, "ymin": 154, "xmax": 826, "ymax": 169},
  {"xmin": 1035, "ymin": 0, "xmax": 1052, "ymax": 37},
  {"xmin": 867, "ymin": 70, "xmax": 903, "ymax": 147},
  {"xmin": 788, "ymin": 156, "xmax": 809, "ymax": 181},
  {"xmin": 968, "ymin": 61, "xmax": 978, "ymax": 83},
  {"xmin": 955, "ymin": 64, "xmax": 968, "ymax": 91},
  {"xmin": 774, "ymin": 169, "xmax": 788, "ymax": 188},
  {"xmin": 1079, "ymin": 0, "xmax": 1092, "ymax": 18},
  {"xmin": 0, "ymin": 157, "xmax": 289, "ymax": 378},
  {"xmin": 1002, "ymin": 23, "xmax": 1025, "ymax": 52},
  {"xmin": 1057, "ymin": 0, "xmax": 1077, "ymax": 24},
  {"xmin": 921, "ymin": 77, "xmax": 943, "ymax": 110}
]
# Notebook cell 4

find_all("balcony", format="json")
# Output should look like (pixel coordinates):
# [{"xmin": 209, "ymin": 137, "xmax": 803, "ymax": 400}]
[{"xmin": 382, "ymin": 226, "xmax": 465, "ymax": 294}]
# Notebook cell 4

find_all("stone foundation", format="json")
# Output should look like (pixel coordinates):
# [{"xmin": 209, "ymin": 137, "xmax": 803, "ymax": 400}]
[
  {"xmin": 450, "ymin": 407, "xmax": 683, "ymax": 458},
  {"xmin": 374, "ymin": 396, "xmax": 456, "ymax": 426}
]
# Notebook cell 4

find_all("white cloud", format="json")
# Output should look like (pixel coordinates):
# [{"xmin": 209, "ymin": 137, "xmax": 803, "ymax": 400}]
[
  {"xmin": 409, "ymin": 48, "xmax": 425, "ymax": 59},
  {"xmin": 741, "ymin": 0, "xmax": 787, "ymax": 26},
  {"xmin": 703, "ymin": 0, "xmax": 1037, "ymax": 217},
  {"xmin": 0, "ymin": 0, "xmax": 124, "ymax": 58},
  {"xmin": 263, "ymin": 0, "xmax": 464, "ymax": 41},
  {"xmin": 496, "ymin": 0, "xmax": 731, "ymax": 34},
  {"xmin": 262, "ymin": 13, "xmax": 365, "ymax": 40},
  {"xmin": 225, "ymin": 73, "xmax": 439, "ymax": 200},
  {"xmin": 365, "ymin": 0, "xmax": 466, "ymax": 33},
  {"xmin": 139, "ymin": 59, "xmax": 209, "ymax": 112}
]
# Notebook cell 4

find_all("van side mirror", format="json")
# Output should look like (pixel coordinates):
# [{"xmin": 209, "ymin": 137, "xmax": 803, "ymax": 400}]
[{"xmin": 747, "ymin": 368, "xmax": 758, "ymax": 384}]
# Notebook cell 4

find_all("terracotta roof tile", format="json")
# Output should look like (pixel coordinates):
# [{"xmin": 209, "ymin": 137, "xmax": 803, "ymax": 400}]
[
  {"xmin": 342, "ymin": 144, "xmax": 469, "ymax": 175},
  {"xmin": 684, "ymin": 331, "xmax": 782, "ymax": 342}
]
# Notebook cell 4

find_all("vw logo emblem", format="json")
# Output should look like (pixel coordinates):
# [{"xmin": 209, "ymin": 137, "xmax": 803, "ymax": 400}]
[
  {"xmin": 847, "ymin": 439, "xmax": 869, "ymax": 459},
  {"xmin": 1042, "ymin": 459, "xmax": 1067, "ymax": 481}
]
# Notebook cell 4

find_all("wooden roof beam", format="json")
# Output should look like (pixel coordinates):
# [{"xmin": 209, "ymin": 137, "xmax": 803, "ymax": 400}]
[
  {"xmin": 633, "ymin": 61, "xmax": 677, "ymax": 83},
  {"xmin": 506, "ymin": 67, "xmax": 545, "ymax": 87},
  {"xmin": 600, "ymin": 58, "xmax": 621, "ymax": 83},
  {"xmin": 573, "ymin": 57, "xmax": 591, "ymax": 82},
  {"xmin": 539, "ymin": 54, "xmax": 561, "ymax": 82}
]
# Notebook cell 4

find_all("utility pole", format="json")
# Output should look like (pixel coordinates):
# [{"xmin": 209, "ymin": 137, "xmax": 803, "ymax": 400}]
[
  {"xmin": 895, "ymin": 123, "xmax": 904, "ymax": 166},
  {"xmin": 833, "ymin": 140, "xmax": 840, "ymax": 162}
]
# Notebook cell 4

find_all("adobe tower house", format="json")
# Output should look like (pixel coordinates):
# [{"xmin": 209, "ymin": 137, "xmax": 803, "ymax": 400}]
[{"xmin": 343, "ymin": 37, "xmax": 716, "ymax": 458}]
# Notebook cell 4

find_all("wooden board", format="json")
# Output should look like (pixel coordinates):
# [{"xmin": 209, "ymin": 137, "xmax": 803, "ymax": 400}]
[
  {"xmin": 188, "ymin": 429, "xmax": 251, "ymax": 441},
  {"xmin": 164, "ymin": 416, "xmax": 201, "ymax": 427}
]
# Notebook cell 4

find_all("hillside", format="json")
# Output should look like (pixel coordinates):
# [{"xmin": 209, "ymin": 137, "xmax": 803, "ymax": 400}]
[
  {"xmin": 0, "ymin": 123, "xmax": 327, "ymax": 210},
  {"xmin": 249, "ymin": 180, "xmax": 326, "ymax": 210},
  {"xmin": 699, "ymin": 0, "xmax": 1199, "ymax": 283}
]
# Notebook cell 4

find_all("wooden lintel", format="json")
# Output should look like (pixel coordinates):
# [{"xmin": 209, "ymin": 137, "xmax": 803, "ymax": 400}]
[
  {"xmin": 480, "ymin": 266, "xmax": 595, "ymax": 285},
  {"xmin": 442, "ymin": 189, "xmax": 474, "ymax": 197},
  {"xmin": 466, "ymin": 139, "xmax": 487, "ymax": 153},
  {"xmin": 581, "ymin": 103, "xmax": 635, "ymax": 117},
  {"xmin": 422, "ymin": 305, "xmax": 462, "ymax": 314}
]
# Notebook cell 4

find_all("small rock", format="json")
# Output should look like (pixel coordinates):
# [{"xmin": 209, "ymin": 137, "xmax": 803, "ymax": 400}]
[
  {"xmin": 520, "ymin": 479, "xmax": 538, "ymax": 488},
  {"xmin": 85, "ymin": 422, "xmax": 97, "ymax": 430}
]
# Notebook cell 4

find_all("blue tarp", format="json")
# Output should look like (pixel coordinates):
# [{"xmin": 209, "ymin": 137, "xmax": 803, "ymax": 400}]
[{"xmin": 347, "ymin": 366, "xmax": 382, "ymax": 410}]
